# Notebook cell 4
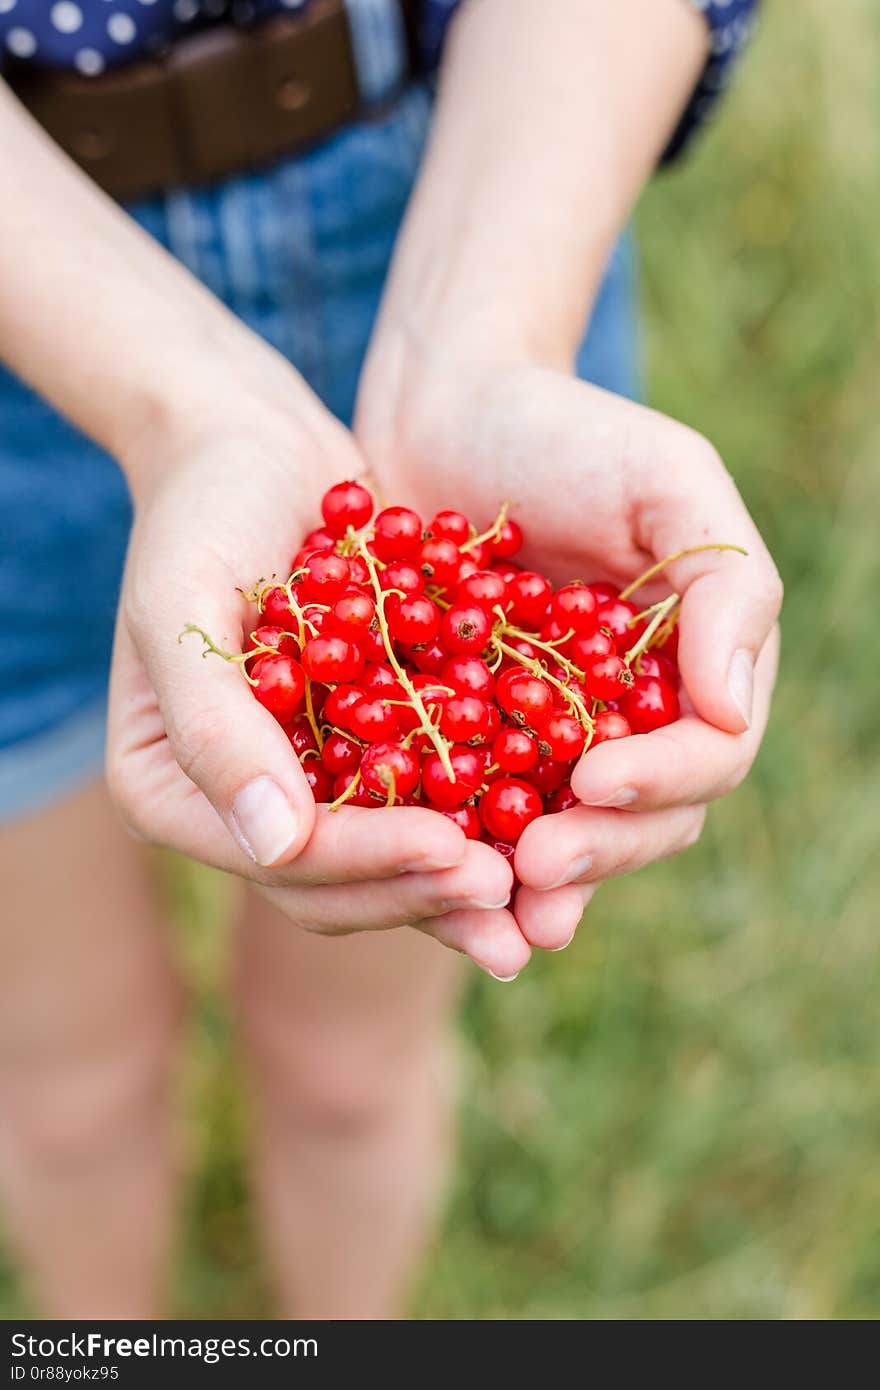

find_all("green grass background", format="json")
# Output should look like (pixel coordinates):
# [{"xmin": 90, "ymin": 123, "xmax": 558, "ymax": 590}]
[{"xmin": 3, "ymin": 0, "xmax": 879, "ymax": 1320}]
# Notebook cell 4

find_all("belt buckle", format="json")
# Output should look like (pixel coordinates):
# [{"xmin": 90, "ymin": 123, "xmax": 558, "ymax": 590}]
[{"xmin": 167, "ymin": 0, "xmax": 360, "ymax": 184}]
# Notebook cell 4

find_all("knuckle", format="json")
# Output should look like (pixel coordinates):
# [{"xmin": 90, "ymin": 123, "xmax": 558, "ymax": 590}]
[
  {"xmin": 104, "ymin": 743, "xmax": 149, "ymax": 841},
  {"xmin": 168, "ymin": 705, "xmax": 228, "ymax": 788}
]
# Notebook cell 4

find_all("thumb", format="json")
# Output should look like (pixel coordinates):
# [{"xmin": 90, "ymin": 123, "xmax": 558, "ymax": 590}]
[
  {"xmin": 642, "ymin": 448, "xmax": 783, "ymax": 734},
  {"xmin": 128, "ymin": 591, "xmax": 317, "ymax": 868}
]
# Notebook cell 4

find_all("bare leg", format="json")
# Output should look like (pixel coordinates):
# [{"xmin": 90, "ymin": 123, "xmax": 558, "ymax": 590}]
[
  {"xmin": 0, "ymin": 780, "xmax": 183, "ymax": 1318},
  {"xmin": 236, "ymin": 893, "xmax": 464, "ymax": 1320}
]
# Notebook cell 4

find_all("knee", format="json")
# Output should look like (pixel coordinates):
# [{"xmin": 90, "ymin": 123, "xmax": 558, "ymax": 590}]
[
  {"xmin": 0, "ymin": 1005, "xmax": 182, "ymax": 1175},
  {"xmin": 240, "ymin": 1004, "xmax": 435, "ymax": 1138}
]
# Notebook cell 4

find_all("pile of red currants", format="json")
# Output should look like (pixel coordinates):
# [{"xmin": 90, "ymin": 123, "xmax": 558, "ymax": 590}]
[{"xmin": 186, "ymin": 480, "xmax": 685, "ymax": 853}]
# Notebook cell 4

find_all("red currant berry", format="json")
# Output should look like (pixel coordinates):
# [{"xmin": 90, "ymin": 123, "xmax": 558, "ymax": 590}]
[
  {"xmin": 482, "ymin": 701, "xmax": 502, "ymax": 743},
  {"xmin": 659, "ymin": 623, "xmax": 680, "ymax": 661},
  {"xmin": 485, "ymin": 835, "xmax": 517, "ymax": 862},
  {"xmin": 332, "ymin": 770, "xmax": 376, "ymax": 807},
  {"xmin": 545, "ymin": 784, "xmax": 578, "ymax": 814},
  {"xmin": 589, "ymin": 582, "xmax": 620, "ymax": 604},
  {"xmin": 596, "ymin": 597, "xmax": 647, "ymax": 654},
  {"xmin": 348, "ymin": 697, "xmax": 401, "ymax": 744},
  {"xmin": 303, "ymin": 763, "xmax": 334, "ymax": 803},
  {"xmin": 359, "ymin": 664, "xmax": 402, "ymax": 696},
  {"xmin": 406, "ymin": 640, "xmax": 448, "ymax": 676},
  {"xmin": 456, "ymin": 569, "xmax": 508, "ymax": 614},
  {"xmin": 549, "ymin": 583, "xmax": 599, "ymax": 636},
  {"xmin": 245, "ymin": 625, "xmax": 298, "ymax": 658},
  {"xmin": 439, "ymin": 695, "xmax": 490, "ymax": 744},
  {"xmin": 296, "ymin": 552, "xmax": 351, "ymax": 605},
  {"xmin": 569, "ymin": 628, "xmax": 615, "ymax": 669},
  {"xmin": 261, "ymin": 585, "xmax": 294, "ymax": 626},
  {"xmin": 506, "ymin": 571, "xmax": 552, "ymax": 629},
  {"xmin": 385, "ymin": 594, "xmax": 441, "ymax": 647},
  {"xmin": 419, "ymin": 537, "xmax": 461, "ymax": 588},
  {"xmin": 495, "ymin": 668, "xmax": 553, "ymax": 728},
  {"xmin": 440, "ymin": 604, "xmax": 492, "ymax": 656},
  {"xmin": 251, "ymin": 654, "xmax": 305, "ymax": 724},
  {"xmin": 372, "ymin": 506, "xmax": 423, "ymax": 562},
  {"xmin": 286, "ymin": 719, "xmax": 318, "ymax": 758},
  {"xmin": 617, "ymin": 674, "xmax": 680, "ymax": 733},
  {"xmin": 527, "ymin": 755, "xmax": 569, "ymax": 796},
  {"xmin": 581, "ymin": 654, "xmax": 634, "ymax": 702},
  {"xmin": 479, "ymin": 777, "xmax": 543, "ymax": 843},
  {"xmin": 490, "ymin": 517, "xmax": 523, "ymax": 559},
  {"xmin": 380, "ymin": 561, "xmax": 424, "ymax": 597},
  {"xmin": 323, "ymin": 683, "xmax": 365, "ymax": 729},
  {"xmin": 538, "ymin": 712, "xmax": 586, "ymax": 762},
  {"xmin": 455, "ymin": 555, "xmax": 480, "ymax": 585},
  {"xmin": 347, "ymin": 554, "xmax": 370, "ymax": 587},
  {"xmin": 301, "ymin": 527, "xmax": 337, "ymax": 554},
  {"xmin": 359, "ymin": 742, "xmax": 420, "ymax": 799},
  {"xmin": 301, "ymin": 635, "xmax": 364, "ymax": 685},
  {"xmin": 329, "ymin": 590, "xmax": 376, "ymax": 637},
  {"xmin": 441, "ymin": 656, "xmax": 496, "ymax": 701},
  {"xmin": 591, "ymin": 709, "xmax": 632, "ymax": 744},
  {"xmin": 493, "ymin": 728, "xmax": 538, "ymax": 774},
  {"xmin": 421, "ymin": 746, "xmax": 484, "ymax": 808},
  {"xmin": 441, "ymin": 804, "xmax": 482, "ymax": 840},
  {"xmin": 429, "ymin": 510, "xmax": 471, "ymax": 546},
  {"xmin": 320, "ymin": 480, "xmax": 374, "ymax": 538},
  {"xmin": 635, "ymin": 650, "xmax": 680, "ymax": 687},
  {"xmin": 321, "ymin": 731, "xmax": 362, "ymax": 777}
]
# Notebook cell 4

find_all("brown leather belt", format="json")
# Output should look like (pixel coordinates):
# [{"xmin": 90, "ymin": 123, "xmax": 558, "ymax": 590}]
[{"xmin": 6, "ymin": 0, "xmax": 420, "ymax": 201}]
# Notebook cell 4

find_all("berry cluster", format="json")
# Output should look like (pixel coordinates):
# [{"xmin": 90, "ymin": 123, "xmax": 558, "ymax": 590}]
[{"xmin": 186, "ymin": 480, "xmax": 704, "ymax": 852}]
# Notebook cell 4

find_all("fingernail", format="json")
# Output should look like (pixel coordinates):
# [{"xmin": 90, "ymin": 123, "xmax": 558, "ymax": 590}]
[
  {"xmin": 728, "ymin": 648, "xmax": 754, "ymax": 728},
  {"xmin": 580, "ymin": 787, "xmax": 637, "ymax": 809},
  {"xmin": 550, "ymin": 931, "xmax": 577, "ymax": 952},
  {"xmin": 487, "ymin": 971, "xmax": 519, "ymax": 982},
  {"xmin": 232, "ymin": 777, "xmax": 298, "ymax": 866},
  {"xmin": 545, "ymin": 852, "xmax": 593, "ymax": 889},
  {"xmin": 459, "ymin": 895, "xmax": 512, "ymax": 911}
]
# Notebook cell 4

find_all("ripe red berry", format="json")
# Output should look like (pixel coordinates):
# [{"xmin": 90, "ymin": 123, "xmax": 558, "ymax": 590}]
[
  {"xmin": 321, "ymin": 731, "xmax": 362, "ymax": 777},
  {"xmin": 479, "ymin": 777, "xmax": 543, "ymax": 843},
  {"xmin": 581, "ymin": 653, "xmax": 634, "ymax": 703},
  {"xmin": 419, "ymin": 537, "xmax": 461, "ymax": 588},
  {"xmin": 635, "ymin": 650, "xmax": 680, "ymax": 687},
  {"xmin": 321, "ymin": 480, "xmax": 374, "ymax": 538},
  {"xmin": 385, "ymin": 594, "xmax": 441, "ymax": 647},
  {"xmin": 441, "ymin": 656, "xmax": 495, "ymax": 701},
  {"xmin": 440, "ymin": 604, "xmax": 492, "ymax": 656},
  {"xmin": 569, "ymin": 628, "xmax": 615, "ymax": 669},
  {"xmin": 251, "ymin": 653, "xmax": 305, "ymax": 724},
  {"xmin": 347, "ymin": 554, "xmax": 370, "ymax": 587},
  {"xmin": 261, "ymin": 585, "xmax": 294, "ymax": 626},
  {"xmin": 329, "ymin": 591, "xmax": 376, "ymax": 637},
  {"xmin": 323, "ymin": 682, "xmax": 365, "ymax": 729},
  {"xmin": 546, "ymin": 785, "xmax": 578, "ymax": 814},
  {"xmin": 359, "ymin": 663, "xmax": 403, "ymax": 696},
  {"xmin": 589, "ymin": 582, "xmax": 620, "ymax": 604},
  {"xmin": 506, "ymin": 571, "xmax": 552, "ymax": 629},
  {"xmin": 348, "ymin": 697, "xmax": 401, "ymax": 744},
  {"xmin": 617, "ymin": 674, "xmax": 680, "ymax": 734},
  {"xmin": 359, "ymin": 742, "xmax": 420, "ymax": 799},
  {"xmin": 332, "ymin": 770, "xmax": 377, "ymax": 807},
  {"xmin": 596, "ymin": 598, "xmax": 647, "ymax": 654},
  {"xmin": 421, "ymin": 745, "xmax": 484, "ymax": 808},
  {"xmin": 493, "ymin": 728, "xmax": 538, "ymax": 774},
  {"xmin": 380, "ymin": 561, "xmax": 424, "ymax": 597},
  {"xmin": 490, "ymin": 517, "xmax": 523, "ymax": 559},
  {"xmin": 406, "ymin": 640, "xmax": 448, "ymax": 675},
  {"xmin": 372, "ymin": 506, "xmax": 423, "ymax": 562},
  {"xmin": 429, "ymin": 510, "xmax": 470, "ymax": 546},
  {"xmin": 456, "ymin": 569, "xmax": 508, "ymax": 614},
  {"xmin": 296, "ymin": 552, "xmax": 351, "ymax": 605},
  {"xmin": 495, "ymin": 668, "xmax": 553, "ymax": 728},
  {"xmin": 527, "ymin": 755, "xmax": 569, "ymax": 796},
  {"xmin": 439, "ymin": 695, "xmax": 490, "ymax": 743},
  {"xmin": 550, "ymin": 583, "xmax": 599, "ymax": 636},
  {"xmin": 286, "ymin": 720, "xmax": 318, "ymax": 758},
  {"xmin": 303, "ymin": 763, "xmax": 334, "ymax": 802},
  {"xmin": 440, "ymin": 804, "xmax": 482, "ymax": 840},
  {"xmin": 538, "ymin": 712, "xmax": 586, "ymax": 762},
  {"xmin": 301, "ymin": 527, "xmax": 337, "ymax": 554},
  {"xmin": 245, "ymin": 624, "xmax": 298, "ymax": 658},
  {"xmin": 301, "ymin": 635, "xmax": 364, "ymax": 685},
  {"xmin": 591, "ymin": 709, "xmax": 632, "ymax": 744}
]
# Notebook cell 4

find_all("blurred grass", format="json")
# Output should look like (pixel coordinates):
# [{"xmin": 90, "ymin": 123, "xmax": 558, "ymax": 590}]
[{"xmin": 2, "ymin": 0, "xmax": 879, "ymax": 1321}]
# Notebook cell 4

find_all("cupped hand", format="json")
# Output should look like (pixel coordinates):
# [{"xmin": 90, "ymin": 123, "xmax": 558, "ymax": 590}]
[
  {"xmin": 356, "ymin": 356, "xmax": 782, "ymax": 953},
  {"xmin": 105, "ymin": 411, "xmax": 529, "ymax": 979}
]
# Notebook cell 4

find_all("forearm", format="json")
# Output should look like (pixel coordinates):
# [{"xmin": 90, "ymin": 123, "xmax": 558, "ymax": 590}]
[
  {"xmin": 0, "ymin": 83, "xmax": 328, "ymax": 494},
  {"xmin": 372, "ymin": 0, "xmax": 707, "ymax": 368}
]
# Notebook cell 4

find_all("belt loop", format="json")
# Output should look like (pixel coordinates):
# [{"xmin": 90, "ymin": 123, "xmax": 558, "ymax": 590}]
[{"xmin": 343, "ymin": 0, "xmax": 409, "ymax": 104}]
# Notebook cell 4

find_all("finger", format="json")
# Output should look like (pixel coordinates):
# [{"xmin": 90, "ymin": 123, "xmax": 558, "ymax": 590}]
[
  {"xmin": 272, "ymin": 840, "xmax": 514, "ymax": 933},
  {"xmin": 636, "ymin": 442, "xmax": 783, "ymax": 734},
  {"xmin": 418, "ymin": 908, "xmax": 532, "ymax": 981},
  {"xmin": 513, "ymin": 883, "xmax": 598, "ymax": 951},
  {"xmin": 515, "ymin": 803, "xmax": 706, "ymax": 892},
  {"xmin": 117, "ymin": 574, "xmax": 318, "ymax": 869},
  {"xmin": 573, "ymin": 628, "xmax": 778, "ymax": 811}
]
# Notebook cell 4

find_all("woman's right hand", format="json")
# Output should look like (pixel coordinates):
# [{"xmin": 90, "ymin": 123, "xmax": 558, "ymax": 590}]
[{"xmin": 106, "ymin": 409, "xmax": 527, "ymax": 980}]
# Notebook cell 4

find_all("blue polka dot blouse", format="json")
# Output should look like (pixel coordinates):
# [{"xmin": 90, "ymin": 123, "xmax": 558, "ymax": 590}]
[{"xmin": 0, "ymin": 0, "xmax": 758, "ymax": 158}]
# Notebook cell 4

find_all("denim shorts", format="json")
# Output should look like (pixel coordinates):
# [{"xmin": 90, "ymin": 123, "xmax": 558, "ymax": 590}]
[{"xmin": 0, "ymin": 48, "xmax": 639, "ymax": 823}]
